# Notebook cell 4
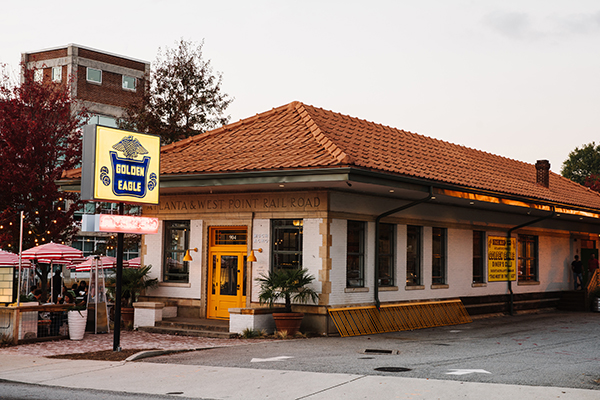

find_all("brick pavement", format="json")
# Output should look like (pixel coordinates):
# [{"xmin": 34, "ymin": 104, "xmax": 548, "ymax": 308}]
[{"xmin": 0, "ymin": 331, "xmax": 269, "ymax": 357}]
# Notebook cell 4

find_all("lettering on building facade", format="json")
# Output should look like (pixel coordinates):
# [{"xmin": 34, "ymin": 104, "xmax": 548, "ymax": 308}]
[{"xmin": 144, "ymin": 193, "xmax": 326, "ymax": 215}]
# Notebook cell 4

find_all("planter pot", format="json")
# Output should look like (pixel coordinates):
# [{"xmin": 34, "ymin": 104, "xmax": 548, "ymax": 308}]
[
  {"xmin": 68, "ymin": 310, "xmax": 88, "ymax": 340},
  {"xmin": 272, "ymin": 312, "xmax": 304, "ymax": 336},
  {"xmin": 121, "ymin": 307, "xmax": 134, "ymax": 329}
]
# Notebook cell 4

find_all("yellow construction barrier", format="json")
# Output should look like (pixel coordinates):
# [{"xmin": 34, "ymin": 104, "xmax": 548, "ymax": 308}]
[{"xmin": 328, "ymin": 299, "xmax": 472, "ymax": 337}]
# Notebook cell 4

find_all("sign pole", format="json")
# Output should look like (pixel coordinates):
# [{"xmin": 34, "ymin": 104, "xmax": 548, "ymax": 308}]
[{"xmin": 113, "ymin": 202, "xmax": 124, "ymax": 352}]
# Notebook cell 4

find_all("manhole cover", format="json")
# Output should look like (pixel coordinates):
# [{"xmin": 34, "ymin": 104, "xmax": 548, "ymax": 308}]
[
  {"xmin": 364, "ymin": 349, "xmax": 396, "ymax": 354},
  {"xmin": 374, "ymin": 367, "xmax": 412, "ymax": 372}
]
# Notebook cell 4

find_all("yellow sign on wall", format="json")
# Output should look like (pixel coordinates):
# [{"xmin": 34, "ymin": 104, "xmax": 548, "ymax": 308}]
[
  {"xmin": 487, "ymin": 236, "xmax": 516, "ymax": 282},
  {"xmin": 82, "ymin": 125, "xmax": 160, "ymax": 205}
]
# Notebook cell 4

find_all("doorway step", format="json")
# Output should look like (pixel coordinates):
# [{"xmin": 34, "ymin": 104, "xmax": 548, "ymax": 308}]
[{"xmin": 138, "ymin": 317, "xmax": 236, "ymax": 338}]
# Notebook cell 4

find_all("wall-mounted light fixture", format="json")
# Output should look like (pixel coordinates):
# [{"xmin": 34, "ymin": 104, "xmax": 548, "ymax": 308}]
[
  {"xmin": 183, "ymin": 248, "xmax": 198, "ymax": 262},
  {"xmin": 248, "ymin": 248, "xmax": 263, "ymax": 262}
]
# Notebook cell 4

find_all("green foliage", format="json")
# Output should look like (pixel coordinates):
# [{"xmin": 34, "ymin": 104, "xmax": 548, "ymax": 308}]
[
  {"xmin": 0, "ymin": 332, "xmax": 13, "ymax": 346},
  {"xmin": 107, "ymin": 265, "xmax": 158, "ymax": 307},
  {"xmin": 241, "ymin": 328, "xmax": 261, "ymax": 339},
  {"xmin": 119, "ymin": 39, "xmax": 233, "ymax": 145},
  {"xmin": 561, "ymin": 142, "xmax": 600, "ymax": 185},
  {"xmin": 256, "ymin": 268, "xmax": 319, "ymax": 313}
]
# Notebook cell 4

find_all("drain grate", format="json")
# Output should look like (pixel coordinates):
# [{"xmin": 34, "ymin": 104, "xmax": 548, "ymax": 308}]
[
  {"xmin": 374, "ymin": 367, "xmax": 412, "ymax": 372},
  {"xmin": 364, "ymin": 349, "xmax": 397, "ymax": 355}
]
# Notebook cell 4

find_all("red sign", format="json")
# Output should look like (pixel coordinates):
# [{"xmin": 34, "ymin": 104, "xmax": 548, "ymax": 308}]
[{"xmin": 98, "ymin": 214, "xmax": 159, "ymax": 234}]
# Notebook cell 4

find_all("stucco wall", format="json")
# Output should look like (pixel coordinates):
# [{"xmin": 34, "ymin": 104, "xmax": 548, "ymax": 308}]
[{"xmin": 328, "ymin": 220, "xmax": 573, "ymax": 307}]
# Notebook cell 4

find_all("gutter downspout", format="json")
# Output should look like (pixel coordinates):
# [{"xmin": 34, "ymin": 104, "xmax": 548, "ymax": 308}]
[
  {"xmin": 506, "ymin": 206, "xmax": 555, "ymax": 315},
  {"xmin": 375, "ymin": 187, "xmax": 434, "ymax": 309}
]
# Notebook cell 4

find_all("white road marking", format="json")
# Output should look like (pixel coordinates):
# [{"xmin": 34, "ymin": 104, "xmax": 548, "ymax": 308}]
[
  {"xmin": 446, "ymin": 369, "xmax": 491, "ymax": 375},
  {"xmin": 250, "ymin": 356, "xmax": 294, "ymax": 363}
]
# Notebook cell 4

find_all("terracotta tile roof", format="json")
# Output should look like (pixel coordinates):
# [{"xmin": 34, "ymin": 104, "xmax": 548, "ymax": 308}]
[{"xmin": 159, "ymin": 101, "xmax": 600, "ymax": 210}]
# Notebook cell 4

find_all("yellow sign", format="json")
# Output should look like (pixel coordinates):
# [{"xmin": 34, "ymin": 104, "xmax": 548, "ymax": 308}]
[
  {"xmin": 82, "ymin": 126, "xmax": 160, "ymax": 204},
  {"xmin": 487, "ymin": 236, "xmax": 516, "ymax": 282}
]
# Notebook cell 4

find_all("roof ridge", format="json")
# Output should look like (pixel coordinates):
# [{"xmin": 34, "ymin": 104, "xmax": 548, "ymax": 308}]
[
  {"xmin": 161, "ymin": 103, "xmax": 298, "ymax": 153},
  {"xmin": 293, "ymin": 102, "xmax": 354, "ymax": 165}
]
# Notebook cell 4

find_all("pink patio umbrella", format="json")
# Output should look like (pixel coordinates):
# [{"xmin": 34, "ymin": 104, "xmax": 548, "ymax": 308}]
[
  {"xmin": 0, "ymin": 249, "xmax": 32, "ymax": 268},
  {"xmin": 68, "ymin": 255, "xmax": 129, "ymax": 272},
  {"xmin": 126, "ymin": 257, "xmax": 141, "ymax": 268},
  {"xmin": 22, "ymin": 242, "xmax": 83, "ymax": 303}
]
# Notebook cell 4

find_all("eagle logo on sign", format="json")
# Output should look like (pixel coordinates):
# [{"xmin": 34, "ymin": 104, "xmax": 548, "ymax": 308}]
[{"xmin": 112, "ymin": 135, "xmax": 149, "ymax": 159}]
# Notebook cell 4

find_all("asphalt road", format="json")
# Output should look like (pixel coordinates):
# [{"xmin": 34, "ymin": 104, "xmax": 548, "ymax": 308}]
[{"xmin": 143, "ymin": 311, "xmax": 600, "ymax": 391}]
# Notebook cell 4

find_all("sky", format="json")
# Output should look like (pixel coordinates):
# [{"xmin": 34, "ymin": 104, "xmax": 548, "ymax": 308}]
[{"xmin": 1, "ymin": 1, "xmax": 599, "ymax": 171}]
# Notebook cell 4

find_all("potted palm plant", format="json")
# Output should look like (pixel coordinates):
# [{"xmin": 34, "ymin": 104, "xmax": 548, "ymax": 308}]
[
  {"xmin": 256, "ymin": 268, "xmax": 319, "ymax": 335},
  {"xmin": 107, "ymin": 265, "xmax": 158, "ymax": 329}
]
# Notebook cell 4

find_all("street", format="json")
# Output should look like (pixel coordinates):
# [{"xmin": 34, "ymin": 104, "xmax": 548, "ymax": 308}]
[{"xmin": 143, "ymin": 311, "xmax": 600, "ymax": 390}]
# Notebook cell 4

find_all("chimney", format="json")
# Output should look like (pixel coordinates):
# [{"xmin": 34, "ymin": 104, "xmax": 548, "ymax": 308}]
[{"xmin": 535, "ymin": 160, "xmax": 550, "ymax": 188}]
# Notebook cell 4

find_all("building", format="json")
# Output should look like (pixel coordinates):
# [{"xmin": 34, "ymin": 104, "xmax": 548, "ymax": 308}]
[
  {"xmin": 22, "ymin": 43, "xmax": 149, "ymax": 128},
  {"xmin": 60, "ymin": 101, "xmax": 600, "ymax": 335},
  {"xmin": 22, "ymin": 44, "xmax": 150, "ymax": 260}
]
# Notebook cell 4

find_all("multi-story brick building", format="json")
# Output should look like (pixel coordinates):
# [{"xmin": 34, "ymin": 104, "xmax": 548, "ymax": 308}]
[
  {"xmin": 21, "ymin": 43, "xmax": 150, "ymax": 128},
  {"xmin": 22, "ymin": 44, "xmax": 150, "ymax": 260}
]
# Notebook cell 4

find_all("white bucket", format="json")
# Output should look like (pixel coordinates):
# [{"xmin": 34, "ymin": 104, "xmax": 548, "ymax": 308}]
[{"xmin": 67, "ymin": 310, "xmax": 88, "ymax": 340}]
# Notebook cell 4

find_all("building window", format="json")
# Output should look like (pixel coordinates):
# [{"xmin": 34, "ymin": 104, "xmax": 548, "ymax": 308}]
[
  {"xmin": 52, "ymin": 66, "xmax": 62, "ymax": 82},
  {"xmin": 407, "ymin": 225, "xmax": 422, "ymax": 286},
  {"xmin": 71, "ymin": 236, "xmax": 139, "ymax": 259},
  {"xmin": 34, "ymin": 69, "xmax": 43, "ymax": 83},
  {"xmin": 87, "ymin": 67, "xmax": 102, "ymax": 84},
  {"xmin": 347, "ymin": 220, "xmax": 365, "ymax": 288},
  {"xmin": 473, "ymin": 231, "xmax": 485, "ymax": 283},
  {"xmin": 87, "ymin": 114, "xmax": 118, "ymax": 128},
  {"xmin": 163, "ymin": 221, "xmax": 190, "ymax": 283},
  {"xmin": 518, "ymin": 235, "xmax": 538, "ymax": 282},
  {"xmin": 272, "ymin": 219, "xmax": 303, "ymax": 272},
  {"xmin": 378, "ymin": 223, "xmax": 395, "ymax": 287},
  {"xmin": 122, "ymin": 75, "xmax": 136, "ymax": 90},
  {"xmin": 432, "ymin": 227, "xmax": 447, "ymax": 285}
]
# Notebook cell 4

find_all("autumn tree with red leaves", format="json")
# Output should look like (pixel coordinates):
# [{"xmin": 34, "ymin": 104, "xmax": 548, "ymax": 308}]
[{"xmin": 0, "ymin": 64, "xmax": 87, "ymax": 252}]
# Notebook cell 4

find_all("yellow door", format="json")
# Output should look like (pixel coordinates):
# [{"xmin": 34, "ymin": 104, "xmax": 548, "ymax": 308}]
[{"xmin": 207, "ymin": 251, "xmax": 247, "ymax": 319}]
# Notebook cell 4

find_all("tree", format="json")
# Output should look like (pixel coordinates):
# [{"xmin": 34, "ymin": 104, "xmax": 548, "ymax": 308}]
[
  {"xmin": 0, "ymin": 64, "xmax": 86, "ymax": 252},
  {"xmin": 561, "ymin": 142, "xmax": 600, "ymax": 186},
  {"xmin": 119, "ymin": 39, "xmax": 233, "ymax": 145}
]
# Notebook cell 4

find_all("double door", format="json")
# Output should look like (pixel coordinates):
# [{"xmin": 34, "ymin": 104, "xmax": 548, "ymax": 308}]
[{"xmin": 207, "ymin": 251, "xmax": 247, "ymax": 319}]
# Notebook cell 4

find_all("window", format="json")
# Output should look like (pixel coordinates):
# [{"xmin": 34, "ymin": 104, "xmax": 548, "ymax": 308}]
[
  {"xmin": 52, "ymin": 66, "xmax": 62, "ymax": 82},
  {"xmin": 87, "ymin": 114, "xmax": 118, "ymax": 128},
  {"xmin": 518, "ymin": 235, "xmax": 538, "ymax": 282},
  {"xmin": 272, "ymin": 219, "xmax": 303, "ymax": 272},
  {"xmin": 122, "ymin": 75, "xmax": 136, "ymax": 90},
  {"xmin": 432, "ymin": 227, "xmax": 447, "ymax": 285},
  {"xmin": 34, "ymin": 69, "xmax": 43, "ymax": 83},
  {"xmin": 406, "ymin": 225, "xmax": 422, "ymax": 286},
  {"xmin": 473, "ymin": 231, "xmax": 485, "ymax": 283},
  {"xmin": 71, "ymin": 235, "xmax": 139, "ymax": 259},
  {"xmin": 378, "ymin": 223, "xmax": 395, "ymax": 286},
  {"xmin": 87, "ymin": 67, "xmax": 102, "ymax": 83},
  {"xmin": 347, "ymin": 220, "xmax": 365, "ymax": 288},
  {"xmin": 163, "ymin": 221, "xmax": 190, "ymax": 283}
]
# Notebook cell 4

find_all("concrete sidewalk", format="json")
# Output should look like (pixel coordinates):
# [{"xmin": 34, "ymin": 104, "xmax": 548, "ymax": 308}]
[{"xmin": 0, "ymin": 353, "xmax": 598, "ymax": 399}]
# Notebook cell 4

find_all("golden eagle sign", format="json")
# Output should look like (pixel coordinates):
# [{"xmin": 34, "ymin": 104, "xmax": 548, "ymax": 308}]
[{"xmin": 81, "ymin": 125, "xmax": 160, "ymax": 205}]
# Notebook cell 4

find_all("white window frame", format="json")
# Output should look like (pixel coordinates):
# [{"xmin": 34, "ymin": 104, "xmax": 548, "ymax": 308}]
[
  {"xmin": 52, "ymin": 66, "xmax": 62, "ymax": 82},
  {"xmin": 122, "ymin": 75, "xmax": 136, "ymax": 91},
  {"xmin": 86, "ymin": 67, "xmax": 102, "ymax": 84}
]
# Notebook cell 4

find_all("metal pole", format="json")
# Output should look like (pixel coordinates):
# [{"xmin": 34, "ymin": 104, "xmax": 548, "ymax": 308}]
[
  {"xmin": 17, "ymin": 211, "xmax": 24, "ymax": 306},
  {"xmin": 113, "ymin": 203, "xmax": 124, "ymax": 352}
]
